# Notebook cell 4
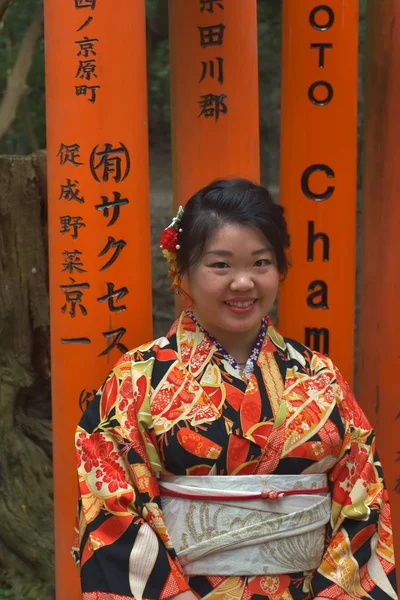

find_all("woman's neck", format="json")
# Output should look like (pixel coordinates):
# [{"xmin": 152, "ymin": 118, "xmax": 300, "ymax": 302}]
[{"xmin": 190, "ymin": 311, "xmax": 262, "ymax": 365}]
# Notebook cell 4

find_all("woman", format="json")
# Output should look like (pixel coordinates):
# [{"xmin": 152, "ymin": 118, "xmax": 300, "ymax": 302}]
[{"xmin": 74, "ymin": 178, "xmax": 397, "ymax": 599}]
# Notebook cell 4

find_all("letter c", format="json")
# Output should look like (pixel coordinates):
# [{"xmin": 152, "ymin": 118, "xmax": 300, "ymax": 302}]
[{"xmin": 301, "ymin": 164, "xmax": 335, "ymax": 201}]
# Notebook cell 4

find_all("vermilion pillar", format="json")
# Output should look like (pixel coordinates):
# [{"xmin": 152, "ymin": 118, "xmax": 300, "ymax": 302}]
[
  {"xmin": 358, "ymin": 0, "xmax": 400, "ymax": 557},
  {"xmin": 44, "ymin": 2, "xmax": 152, "ymax": 597},
  {"xmin": 279, "ymin": 1, "xmax": 359, "ymax": 385},
  {"xmin": 169, "ymin": 0, "xmax": 260, "ymax": 209}
]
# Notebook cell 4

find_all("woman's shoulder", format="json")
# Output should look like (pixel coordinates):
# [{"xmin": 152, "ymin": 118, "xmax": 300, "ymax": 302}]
[
  {"xmin": 276, "ymin": 330, "xmax": 336, "ymax": 375},
  {"xmin": 114, "ymin": 335, "xmax": 175, "ymax": 368},
  {"xmin": 279, "ymin": 335, "xmax": 356, "ymax": 413},
  {"xmin": 268, "ymin": 325, "xmax": 367, "ymax": 428},
  {"xmin": 78, "ymin": 336, "xmax": 176, "ymax": 431}
]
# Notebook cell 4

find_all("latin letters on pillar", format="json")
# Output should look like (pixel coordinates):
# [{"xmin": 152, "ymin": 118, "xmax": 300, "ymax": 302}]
[
  {"xmin": 310, "ymin": 43, "xmax": 333, "ymax": 68},
  {"xmin": 301, "ymin": 164, "xmax": 335, "ymax": 201},
  {"xmin": 308, "ymin": 81, "xmax": 333, "ymax": 105},
  {"xmin": 305, "ymin": 327, "xmax": 330, "ymax": 355},
  {"xmin": 309, "ymin": 5, "xmax": 335, "ymax": 31},
  {"xmin": 307, "ymin": 280, "xmax": 329, "ymax": 309},
  {"xmin": 307, "ymin": 220, "xmax": 330, "ymax": 261}
]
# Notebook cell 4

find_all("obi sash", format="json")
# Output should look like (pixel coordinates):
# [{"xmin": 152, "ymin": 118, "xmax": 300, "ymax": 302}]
[{"xmin": 159, "ymin": 474, "xmax": 331, "ymax": 576}]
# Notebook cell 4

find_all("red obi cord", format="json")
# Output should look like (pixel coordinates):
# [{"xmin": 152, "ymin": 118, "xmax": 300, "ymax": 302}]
[{"xmin": 160, "ymin": 487, "xmax": 330, "ymax": 501}]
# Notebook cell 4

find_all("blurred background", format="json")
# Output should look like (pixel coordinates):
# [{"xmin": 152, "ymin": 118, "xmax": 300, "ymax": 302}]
[{"xmin": 0, "ymin": 1, "xmax": 367, "ymax": 598}]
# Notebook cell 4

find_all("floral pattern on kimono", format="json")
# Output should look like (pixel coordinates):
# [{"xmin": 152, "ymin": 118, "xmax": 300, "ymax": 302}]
[{"xmin": 74, "ymin": 312, "xmax": 397, "ymax": 599}]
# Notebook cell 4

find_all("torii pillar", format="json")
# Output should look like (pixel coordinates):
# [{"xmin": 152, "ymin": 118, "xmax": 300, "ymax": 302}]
[
  {"xmin": 169, "ymin": 0, "xmax": 260, "ymax": 208},
  {"xmin": 358, "ymin": 0, "xmax": 400, "ymax": 559},
  {"xmin": 44, "ymin": 1, "xmax": 152, "ymax": 597},
  {"xmin": 279, "ymin": 0, "xmax": 359, "ymax": 385}
]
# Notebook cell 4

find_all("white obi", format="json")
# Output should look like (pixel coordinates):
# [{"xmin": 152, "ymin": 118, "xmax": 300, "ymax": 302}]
[{"xmin": 159, "ymin": 475, "xmax": 331, "ymax": 576}]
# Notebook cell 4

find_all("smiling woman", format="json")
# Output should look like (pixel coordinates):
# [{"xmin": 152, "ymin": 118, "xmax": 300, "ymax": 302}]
[
  {"xmin": 74, "ymin": 179, "xmax": 397, "ymax": 600},
  {"xmin": 174, "ymin": 179, "xmax": 289, "ymax": 367},
  {"xmin": 186, "ymin": 224, "xmax": 279, "ymax": 363}
]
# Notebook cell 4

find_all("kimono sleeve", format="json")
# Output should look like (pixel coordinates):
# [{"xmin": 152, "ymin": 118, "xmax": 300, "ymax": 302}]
[
  {"xmin": 73, "ymin": 353, "xmax": 190, "ymax": 600},
  {"xmin": 311, "ymin": 365, "xmax": 397, "ymax": 599}
]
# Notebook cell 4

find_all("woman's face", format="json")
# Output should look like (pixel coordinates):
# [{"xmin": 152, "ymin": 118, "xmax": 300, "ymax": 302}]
[{"xmin": 186, "ymin": 223, "xmax": 280, "ymax": 339}]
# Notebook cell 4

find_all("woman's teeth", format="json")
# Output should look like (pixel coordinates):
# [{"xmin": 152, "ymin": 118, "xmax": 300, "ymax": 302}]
[{"xmin": 225, "ymin": 300, "xmax": 255, "ymax": 308}]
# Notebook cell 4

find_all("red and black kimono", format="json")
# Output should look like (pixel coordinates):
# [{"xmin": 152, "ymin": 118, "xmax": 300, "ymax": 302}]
[{"xmin": 74, "ymin": 312, "xmax": 397, "ymax": 599}]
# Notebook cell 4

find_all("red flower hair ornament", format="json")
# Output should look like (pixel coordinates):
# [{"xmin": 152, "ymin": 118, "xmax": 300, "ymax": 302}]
[{"xmin": 160, "ymin": 205, "xmax": 184, "ymax": 288}]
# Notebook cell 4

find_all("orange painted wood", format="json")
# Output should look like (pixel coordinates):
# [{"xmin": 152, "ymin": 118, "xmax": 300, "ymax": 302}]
[
  {"xmin": 358, "ymin": 0, "xmax": 400, "ymax": 559},
  {"xmin": 169, "ymin": 0, "xmax": 260, "ymax": 209},
  {"xmin": 44, "ymin": 1, "xmax": 152, "ymax": 597},
  {"xmin": 278, "ymin": 0, "xmax": 359, "ymax": 386}
]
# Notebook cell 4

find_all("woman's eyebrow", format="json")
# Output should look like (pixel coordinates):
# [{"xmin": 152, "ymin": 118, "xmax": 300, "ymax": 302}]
[
  {"xmin": 204, "ymin": 247, "xmax": 273, "ymax": 257},
  {"xmin": 252, "ymin": 247, "xmax": 273, "ymax": 255}
]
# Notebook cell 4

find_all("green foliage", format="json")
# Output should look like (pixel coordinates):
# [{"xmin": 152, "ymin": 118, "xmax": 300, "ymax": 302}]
[
  {"xmin": 257, "ymin": 1, "xmax": 282, "ymax": 130},
  {"xmin": 0, "ymin": 0, "xmax": 45, "ymax": 154},
  {"xmin": 147, "ymin": 38, "xmax": 171, "ymax": 139},
  {"xmin": 257, "ymin": 1, "xmax": 282, "ymax": 181},
  {"xmin": 146, "ymin": 0, "xmax": 168, "ymax": 26},
  {"xmin": 0, "ymin": 591, "xmax": 23, "ymax": 600},
  {"xmin": 146, "ymin": 0, "xmax": 170, "ymax": 140}
]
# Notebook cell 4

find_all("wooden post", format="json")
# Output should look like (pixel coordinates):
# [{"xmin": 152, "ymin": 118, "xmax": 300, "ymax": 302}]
[
  {"xmin": 44, "ymin": 1, "xmax": 152, "ymax": 597},
  {"xmin": 278, "ymin": 1, "xmax": 359, "ymax": 385},
  {"xmin": 169, "ymin": 0, "xmax": 260, "ymax": 209},
  {"xmin": 358, "ymin": 0, "xmax": 400, "ymax": 556}
]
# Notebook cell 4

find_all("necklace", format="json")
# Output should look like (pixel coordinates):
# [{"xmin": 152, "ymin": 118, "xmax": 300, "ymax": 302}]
[{"xmin": 185, "ymin": 310, "xmax": 267, "ymax": 377}]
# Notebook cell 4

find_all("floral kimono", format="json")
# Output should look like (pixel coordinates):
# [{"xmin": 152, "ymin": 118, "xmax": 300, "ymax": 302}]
[{"xmin": 74, "ymin": 312, "xmax": 397, "ymax": 599}]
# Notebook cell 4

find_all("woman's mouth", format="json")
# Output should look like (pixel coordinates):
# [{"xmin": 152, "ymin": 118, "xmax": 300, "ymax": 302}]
[{"xmin": 224, "ymin": 299, "xmax": 257, "ymax": 313}]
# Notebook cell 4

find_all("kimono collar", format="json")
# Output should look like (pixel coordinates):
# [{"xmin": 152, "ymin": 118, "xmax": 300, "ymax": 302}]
[
  {"xmin": 184, "ymin": 310, "xmax": 268, "ymax": 376},
  {"xmin": 167, "ymin": 311, "xmax": 286, "ymax": 380}
]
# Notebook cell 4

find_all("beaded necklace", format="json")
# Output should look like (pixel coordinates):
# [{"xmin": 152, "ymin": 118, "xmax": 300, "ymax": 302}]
[{"xmin": 185, "ymin": 310, "xmax": 268, "ymax": 377}]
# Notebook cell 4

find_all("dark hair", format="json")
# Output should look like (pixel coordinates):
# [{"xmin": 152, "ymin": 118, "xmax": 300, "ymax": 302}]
[{"xmin": 176, "ymin": 178, "xmax": 290, "ymax": 277}]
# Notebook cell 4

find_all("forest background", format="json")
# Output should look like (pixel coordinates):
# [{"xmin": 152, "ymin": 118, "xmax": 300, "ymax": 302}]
[{"xmin": 0, "ymin": 0, "xmax": 367, "ymax": 598}]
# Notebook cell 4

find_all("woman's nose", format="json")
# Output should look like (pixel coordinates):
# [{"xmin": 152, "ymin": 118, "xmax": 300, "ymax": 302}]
[{"xmin": 230, "ymin": 272, "xmax": 255, "ymax": 291}]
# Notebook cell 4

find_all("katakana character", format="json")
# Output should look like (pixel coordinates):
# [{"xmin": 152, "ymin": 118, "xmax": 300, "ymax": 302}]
[
  {"xmin": 98, "ymin": 236, "xmax": 127, "ymax": 270},
  {"xmin": 94, "ymin": 191, "xmax": 129, "ymax": 226},
  {"xmin": 97, "ymin": 282, "xmax": 129, "ymax": 313},
  {"xmin": 99, "ymin": 328, "xmax": 128, "ymax": 357}
]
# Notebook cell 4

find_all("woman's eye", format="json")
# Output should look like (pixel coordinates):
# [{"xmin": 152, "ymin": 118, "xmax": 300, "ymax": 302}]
[
  {"xmin": 211, "ymin": 262, "xmax": 230, "ymax": 269},
  {"xmin": 254, "ymin": 259, "xmax": 271, "ymax": 267}
]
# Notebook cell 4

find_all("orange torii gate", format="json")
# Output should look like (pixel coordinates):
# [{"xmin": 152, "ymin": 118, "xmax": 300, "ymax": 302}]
[
  {"xmin": 43, "ymin": 1, "xmax": 398, "ymax": 598},
  {"xmin": 44, "ymin": 2, "xmax": 152, "ymax": 598},
  {"xmin": 169, "ymin": 1, "xmax": 260, "ymax": 207},
  {"xmin": 359, "ymin": 0, "xmax": 400, "ymax": 567},
  {"xmin": 279, "ymin": 1, "xmax": 359, "ymax": 387}
]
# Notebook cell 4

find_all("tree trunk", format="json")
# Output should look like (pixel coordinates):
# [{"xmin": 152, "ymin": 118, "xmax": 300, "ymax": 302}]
[{"xmin": 0, "ymin": 152, "xmax": 54, "ymax": 598}]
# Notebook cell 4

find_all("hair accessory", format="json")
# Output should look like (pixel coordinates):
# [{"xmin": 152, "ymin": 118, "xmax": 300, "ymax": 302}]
[{"xmin": 160, "ymin": 205, "xmax": 184, "ymax": 288}]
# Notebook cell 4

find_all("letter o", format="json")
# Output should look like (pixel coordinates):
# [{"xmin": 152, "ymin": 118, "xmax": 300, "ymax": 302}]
[
  {"xmin": 301, "ymin": 164, "xmax": 335, "ymax": 201},
  {"xmin": 308, "ymin": 81, "xmax": 334, "ymax": 106},
  {"xmin": 309, "ymin": 5, "xmax": 335, "ymax": 31}
]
